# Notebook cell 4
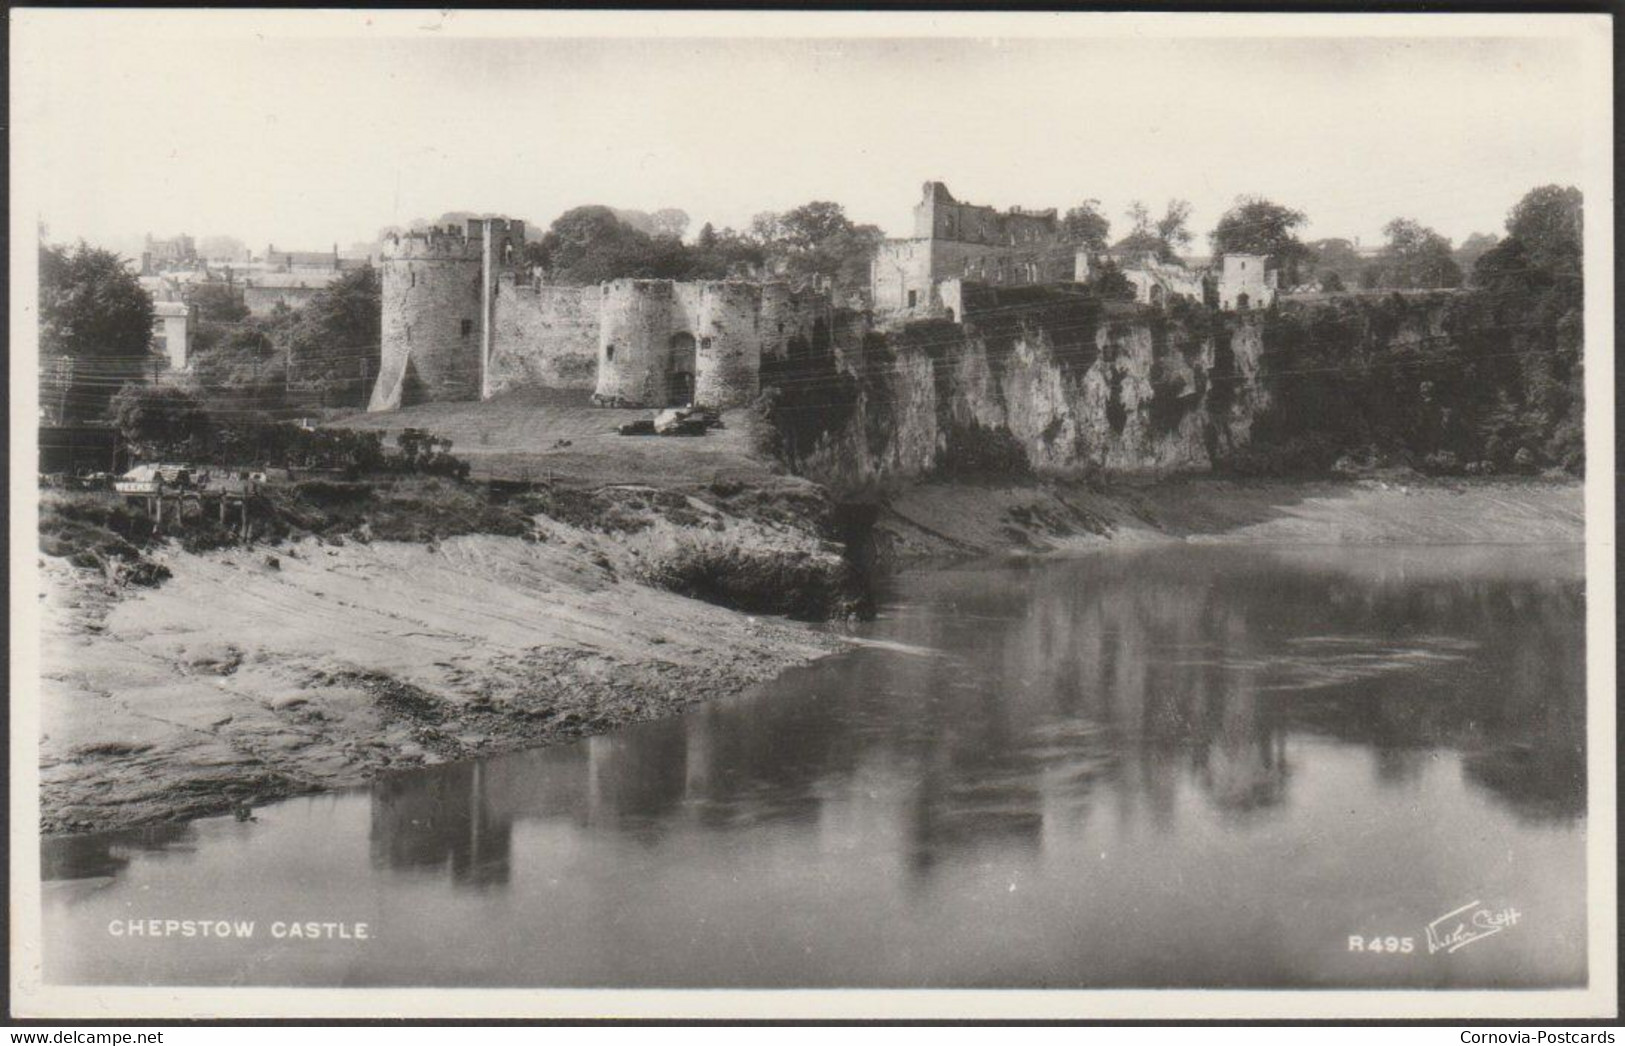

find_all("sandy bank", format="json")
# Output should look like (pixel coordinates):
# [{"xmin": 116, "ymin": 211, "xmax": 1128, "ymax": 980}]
[{"xmin": 39, "ymin": 511, "xmax": 845, "ymax": 835}]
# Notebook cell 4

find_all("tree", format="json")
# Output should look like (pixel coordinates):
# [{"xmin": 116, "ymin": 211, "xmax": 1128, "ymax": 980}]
[
  {"xmin": 1454, "ymin": 232, "xmax": 1500, "ymax": 281},
  {"xmin": 689, "ymin": 223, "xmax": 765, "ymax": 280},
  {"xmin": 1210, "ymin": 196, "xmax": 1312, "ymax": 285},
  {"xmin": 1114, "ymin": 200, "xmax": 1192, "ymax": 262},
  {"xmin": 537, "ymin": 206, "xmax": 690, "ymax": 284},
  {"xmin": 284, "ymin": 265, "xmax": 382, "ymax": 404},
  {"xmin": 110, "ymin": 383, "xmax": 213, "ymax": 458},
  {"xmin": 189, "ymin": 318, "xmax": 289, "ymax": 414},
  {"xmin": 39, "ymin": 242, "xmax": 157, "ymax": 422},
  {"xmin": 771, "ymin": 202, "xmax": 855, "ymax": 251},
  {"xmin": 1060, "ymin": 200, "xmax": 1110, "ymax": 252},
  {"xmin": 1320, "ymin": 272, "xmax": 1346, "ymax": 293},
  {"xmin": 750, "ymin": 201, "xmax": 884, "ymax": 294},
  {"xmin": 1306, "ymin": 238, "xmax": 1362, "ymax": 289},
  {"xmin": 650, "ymin": 208, "xmax": 691, "ymax": 240},
  {"xmin": 1375, "ymin": 218, "xmax": 1461, "ymax": 289},
  {"xmin": 1504, "ymin": 185, "xmax": 1582, "ymax": 285},
  {"xmin": 189, "ymin": 281, "xmax": 250, "ymax": 323},
  {"xmin": 1155, "ymin": 200, "xmax": 1195, "ymax": 257}
]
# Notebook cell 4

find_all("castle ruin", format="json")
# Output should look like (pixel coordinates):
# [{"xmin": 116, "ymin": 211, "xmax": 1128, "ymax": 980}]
[
  {"xmin": 370, "ymin": 184, "xmax": 1281, "ymax": 411},
  {"xmin": 369, "ymin": 218, "xmax": 831, "ymax": 412},
  {"xmin": 869, "ymin": 182, "xmax": 1076, "ymax": 322}
]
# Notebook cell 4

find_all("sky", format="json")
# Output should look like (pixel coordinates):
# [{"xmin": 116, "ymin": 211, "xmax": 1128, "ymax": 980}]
[{"xmin": 12, "ymin": 11, "xmax": 1600, "ymax": 259}]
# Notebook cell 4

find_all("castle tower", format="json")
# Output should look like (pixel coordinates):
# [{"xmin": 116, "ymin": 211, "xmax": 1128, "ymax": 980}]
[
  {"xmin": 594, "ymin": 280, "xmax": 678, "ymax": 407},
  {"xmin": 369, "ymin": 217, "xmax": 525, "ymax": 411},
  {"xmin": 692, "ymin": 282, "xmax": 762, "ymax": 408}
]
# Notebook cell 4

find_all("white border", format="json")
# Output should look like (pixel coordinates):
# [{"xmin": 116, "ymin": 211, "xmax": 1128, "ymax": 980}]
[{"xmin": 9, "ymin": 8, "xmax": 1615, "ymax": 1021}]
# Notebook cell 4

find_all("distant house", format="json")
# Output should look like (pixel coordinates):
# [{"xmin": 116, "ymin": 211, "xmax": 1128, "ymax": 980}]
[
  {"xmin": 151, "ymin": 300, "xmax": 196, "ymax": 369},
  {"xmin": 140, "ymin": 233, "xmax": 198, "ymax": 276}
]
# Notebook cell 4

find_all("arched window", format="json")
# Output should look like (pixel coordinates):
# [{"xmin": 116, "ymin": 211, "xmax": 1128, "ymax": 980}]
[{"xmin": 605, "ymin": 344, "xmax": 616, "ymax": 362}]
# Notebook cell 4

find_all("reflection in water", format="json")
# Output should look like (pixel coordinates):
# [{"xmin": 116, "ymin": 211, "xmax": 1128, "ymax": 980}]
[
  {"xmin": 370, "ymin": 762, "xmax": 513, "ymax": 888},
  {"xmin": 41, "ymin": 822, "xmax": 195, "ymax": 882},
  {"xmin": 357, "ymin": 546, "xmax": 1583, "ymax": 887},
  {"xmin": 41, "ymin": 544, "xmax": 1588, "ymax": 989}
]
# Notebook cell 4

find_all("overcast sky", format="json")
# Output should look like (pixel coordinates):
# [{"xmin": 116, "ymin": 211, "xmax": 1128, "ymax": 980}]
[{"xmin": 13, "ymin": 11, "xmax": 1599, "ymax": 258}]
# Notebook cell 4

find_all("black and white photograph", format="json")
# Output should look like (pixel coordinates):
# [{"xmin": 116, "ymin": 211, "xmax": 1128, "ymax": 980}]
[{"xmin": 8, "ymin": 9, "xmax": 1615, "ymax": 1021}]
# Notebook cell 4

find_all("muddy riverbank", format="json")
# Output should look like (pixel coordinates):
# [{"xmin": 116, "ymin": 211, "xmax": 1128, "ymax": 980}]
[
  {"xmin": 37, "ymin": 490, "xmax": 852, "ymax": 834},
  {"xmin": 37, "ymin": 474, "xmax": 1583, "ymax": 835}
]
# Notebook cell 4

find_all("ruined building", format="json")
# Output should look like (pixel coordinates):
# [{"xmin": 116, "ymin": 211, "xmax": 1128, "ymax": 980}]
[
  {"xmin": 870, "ymin": 182, "xmax": 1076, "ymax": 321},
  {"xmin": 1216, "ymin": 253, "xmax": 1278, "ymax": 310},
  {"xmin": 368, "ymin": 218, "xmax": 830, "ymax": 412},
  {"xmin": 871, "ymin": 181, "xmax": 1279, "ymax": 320}
]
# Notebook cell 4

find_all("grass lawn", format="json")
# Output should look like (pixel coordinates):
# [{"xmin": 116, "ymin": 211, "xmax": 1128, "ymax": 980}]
[{"xmin": 326, "ymin": 388, "xmax": 782, "ymax": 489}]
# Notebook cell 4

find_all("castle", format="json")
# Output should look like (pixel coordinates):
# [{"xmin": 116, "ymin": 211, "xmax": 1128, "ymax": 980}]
[
  {"xmin": 368, "ymin": 185, "xmax": 1280, "ymax": 412},
  {"xmin": 870, "ymin": 182, "xmax": 1077, "ymax": 321},
  {"xmin": 368, "ymin": 218, "xmax": 832, "ymax": 412},
  {"xmin": 869, "ymin": 181, "xmax": 1278, "ymax": 321}
]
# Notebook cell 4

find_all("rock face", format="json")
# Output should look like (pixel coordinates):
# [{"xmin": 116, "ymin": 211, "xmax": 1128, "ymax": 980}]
[
  {"xmin": 769, "ymin": 290, "xmax": 1271, "ymax": 491},
  {"xmin": 762, "ymin": 285, "xmax": 1566, "ymax": 493}
]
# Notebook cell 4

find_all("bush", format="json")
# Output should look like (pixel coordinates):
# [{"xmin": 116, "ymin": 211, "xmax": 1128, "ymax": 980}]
[
  {"xmin": 639, "ymin": 541, "xmax": 867, "ymax": 621},
  {"xmin": 111, "ymin": 384, "xmax": 213, "ymax": 459},
  {"xmin": 940, "ymin": 422, "xmax": 1033, "ymax": 480}
]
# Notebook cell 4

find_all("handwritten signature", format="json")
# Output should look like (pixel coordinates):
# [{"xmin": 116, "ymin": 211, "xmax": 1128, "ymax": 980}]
[{"xmin": 1425, "ymin": 900, "xmax": 1523, "ymax": 955}]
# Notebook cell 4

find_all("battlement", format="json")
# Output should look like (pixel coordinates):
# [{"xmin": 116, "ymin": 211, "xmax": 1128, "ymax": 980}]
[
  {"xmin": 381, "ymin": 217, "xmax": 527, "ymax": 263},
  {"xmin": 381, "ymin": 225, "xmax": 483, "ymax": 262}
]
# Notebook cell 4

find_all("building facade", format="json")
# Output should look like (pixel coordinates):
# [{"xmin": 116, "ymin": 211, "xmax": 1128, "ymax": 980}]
[
  {"xmin": 140, "ymin": 233, "xmax": 198, "ymax": 276},
  {"xmin": 870, "ymin": 182, "xmax": 1075, "ymax": 322},
  {"xmin": 1216, "ymin": 253, "xmax": 1278, "ymax": 311},
  {"xmin": 151, "ymin": 300, "xmax": 195, "ymax": 370}
]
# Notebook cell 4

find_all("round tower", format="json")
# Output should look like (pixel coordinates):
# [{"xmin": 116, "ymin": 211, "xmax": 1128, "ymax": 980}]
[
  {"xmin": 369, "ymin": 226, "xmax": 484, "ymax": 411},
  {"xmin": 593, "ymin": 280, "xmax": 676, "ymax": 407},
  {"xmin": 693, "ymin": 282, "xmax": 763, "ymax": 409}
]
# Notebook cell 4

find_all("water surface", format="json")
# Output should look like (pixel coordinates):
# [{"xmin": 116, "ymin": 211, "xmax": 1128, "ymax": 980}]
[{"xmin": 43, "ymin": 544, "xmax": 1587, "ymax": 989}]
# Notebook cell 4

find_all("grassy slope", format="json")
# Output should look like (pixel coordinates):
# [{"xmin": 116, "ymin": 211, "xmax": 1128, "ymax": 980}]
[{"xmin": 326, "ymin": 388, "xmax": 782, "ymax": 489}]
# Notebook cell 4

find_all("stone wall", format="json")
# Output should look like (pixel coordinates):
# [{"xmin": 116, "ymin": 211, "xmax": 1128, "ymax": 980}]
[
  {"xmin": 487, "ymin": 279, "xmax": 600, "ymax": 393},
  {"xmin": 370, "ymin": 228, "xmax": 485, "ymax": 411},
  {"xmin": 872, "ymin": 238, "xmax": 1077, "ymax": 323},
  {"xmin": 870, "ymin": 240, "xmax": 936, "ymax": 318},
  {"xmin": 1219, "ymin": 254, "xmax": 1277, "ymax": 311},
  {"xmin": 914, "ymin": 181, "xmax": 1058, "ymax": 246},
  {"xmin": 594, "ymin": 279, "xmax": 818, "ymax": 408}
]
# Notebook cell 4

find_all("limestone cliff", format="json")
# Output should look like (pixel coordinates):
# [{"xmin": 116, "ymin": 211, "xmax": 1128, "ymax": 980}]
[
  {"xmin": 769, "ymin": 288, "xmax": 1268, "ymax": 491},
  {"xmin": 766, "ymin": 286, "xmax": 1577, "ymax": 493}
]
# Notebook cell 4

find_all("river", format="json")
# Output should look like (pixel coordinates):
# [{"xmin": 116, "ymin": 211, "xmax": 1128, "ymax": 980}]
[{"xmin": 41, "ymin": 544, "xmax": 1587, "ymax": 989}]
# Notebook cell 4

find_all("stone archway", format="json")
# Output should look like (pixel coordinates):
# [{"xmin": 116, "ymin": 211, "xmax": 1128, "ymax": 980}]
[
  {"xmin": 667, "ymin": 332, "xmax": 696, "ymax": 406},
  {"xmin": 1235, "ymin": 292, "xmax": 1250, "ymax": 311}
]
